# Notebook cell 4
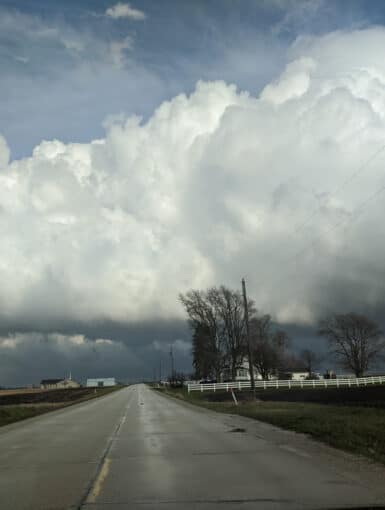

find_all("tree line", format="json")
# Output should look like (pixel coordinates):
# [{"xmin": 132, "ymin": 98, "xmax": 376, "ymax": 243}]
[{"xmin": 179, "ymin": 285, "xmax": 385, "ymax": 380}]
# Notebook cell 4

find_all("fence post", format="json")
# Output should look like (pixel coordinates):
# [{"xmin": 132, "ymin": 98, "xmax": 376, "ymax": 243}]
[
  {"xmin": 201, "ymin": 385, "xmax": 203, "ymax": 392},
  {"xmin": 313, "ymin": 380, "xmax": 315, "ymax": 388},
  {"xmin": 238, "ymin": 381, "xmax": 241, "ymax": 390},
  {"xmin": 276, "ymin": 380, "xmax": 278, "ymax": 389},
  {"xmin": 336, "ymin": 379, "xmax": 339, "ymax": 388},
  {"xmin": 301, "ymin": 380, "xmax": 303, "ymax": 389},
  {"xmin": 188, "ymin": 385, "xmax": 190, "ymax": 393},
  {"xmin": 288, "ymin": 380, "xmax": 291, "ymax": 389},
  {"xmin": 264, "ymin": 380, "xmax": 266, "ymax": 390}
]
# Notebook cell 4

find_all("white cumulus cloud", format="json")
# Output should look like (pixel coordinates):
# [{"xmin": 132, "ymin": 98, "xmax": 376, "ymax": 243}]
[
  {"xmin": 105, "ymin": 3, "xmax": 146, "ymax": 20},
  {"xmin": 2, "ymin": 28, "xmax": 385, "ymax": 330}
]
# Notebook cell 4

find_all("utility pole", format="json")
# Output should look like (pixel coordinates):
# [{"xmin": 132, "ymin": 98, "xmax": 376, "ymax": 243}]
[
  {"xmin": 169, "ymin": 345, "xmax": 175, "ymax": 380},
  {"xmin": 242, "ymin": 278, "xmax": 256, "ymax": 397},
  {"xmin": 159, "ymin": 358, "xmax": 162, "ymax": 382}
]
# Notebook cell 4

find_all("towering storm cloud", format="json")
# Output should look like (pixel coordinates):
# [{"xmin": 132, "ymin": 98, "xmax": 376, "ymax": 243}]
[
  {"xmin": 2, "ymin": 23, "xmax": 385, "ymax": 384},
  {"xmin": 2, "ymin": 28, "xmax": 385, "ymax": 325}
]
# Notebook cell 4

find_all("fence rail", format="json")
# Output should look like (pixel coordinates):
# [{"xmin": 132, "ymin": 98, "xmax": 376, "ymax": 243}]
[{"xmin": 187, "ymin": 375, "xmax": 385, "ymax": 393}]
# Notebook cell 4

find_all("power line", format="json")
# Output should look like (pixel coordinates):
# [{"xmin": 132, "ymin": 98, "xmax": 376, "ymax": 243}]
[
  {"xmin": 247, "ymin": 136, "xmax": 385, "ymax": 284},
  {"xmin": 244, "ymin": 137, "xmax": 385, "ymax": 310},
  {"xmin": 289, "ymin": 180, "xmax": 385, "ymax": 265},
  {"xmin": 291, "ymin": 141, "xmax": 385, "ymax": 238},
  {"xmin": 169, "ymin": 345, "xmax": 174, "ymax": 379},
  {"xmin": 258, "ymin": 177, "xmax": 385, "ymax": 302}
]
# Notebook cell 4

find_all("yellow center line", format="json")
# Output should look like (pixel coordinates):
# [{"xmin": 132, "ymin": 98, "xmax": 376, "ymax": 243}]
[
  {"xmin": 82, "ymin": 390, "xmax": 132, "ymax": 506},
  {"xmin": 85, "ymin": 458, "xmax": 112, "ymax": 504}
]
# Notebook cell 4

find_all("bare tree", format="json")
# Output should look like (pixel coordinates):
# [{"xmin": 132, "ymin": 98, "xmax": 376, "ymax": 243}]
[
  {"xmin": 319, "ymin": 313, "xmax": 385, "ymax": 377},
  {"xmin": 180, "ymin": 286, "xmax": 255, "ymax": 381},
  {"xmin": 207, "ymin": 286, "xmax": 253, "ymax": 380},
  {"xmin": 179, "ymin": 290, "xmax": 223, "ymax": 380},
  {"xmin": 300, "ymin": 349, "xmax": 322, "ymax": 378},
  {"xmin": 191, "ymin": 323, "xmax": 217, "ymax": 379},
  {"xmin": 250, "ymin": 315, "xmax": 290, "ymax": 380}
]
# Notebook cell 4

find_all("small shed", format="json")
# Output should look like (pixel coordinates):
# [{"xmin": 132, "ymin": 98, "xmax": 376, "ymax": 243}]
[{"xmin": 86, "ymin": 377, "xmax": 116, "ymax": 388}]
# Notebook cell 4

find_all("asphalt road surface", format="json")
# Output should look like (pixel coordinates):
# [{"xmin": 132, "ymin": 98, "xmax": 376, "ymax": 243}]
[{"xmin": 1, "ymin": 384, "xmax": 385, "ymax": 510}]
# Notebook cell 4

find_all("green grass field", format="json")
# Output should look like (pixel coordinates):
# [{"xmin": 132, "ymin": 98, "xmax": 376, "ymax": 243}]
[
  {"xmin": 156, "ymin": 386, "xmax": 385, "ymax": 465},
  {"xmin": 0, "ymin": 406, "xmax": 55, "ymax": 427}
]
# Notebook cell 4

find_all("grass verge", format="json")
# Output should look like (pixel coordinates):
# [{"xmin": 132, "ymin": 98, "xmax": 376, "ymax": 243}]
[
  {"xmin": 0, "ymin": 386, "xmax": 123, "ymax": 428},
  {"xmin": 155, "ymin": 386, "xmax": 385, "ymax": 465},
  {"xmin": 0, "ymin": 406, "xmax": 55, "ymax": 427}
]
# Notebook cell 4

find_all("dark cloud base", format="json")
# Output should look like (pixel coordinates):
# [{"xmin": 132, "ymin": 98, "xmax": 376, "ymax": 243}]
[{"xmin": 0, "ymin": 318, "xmax": 191, "ymax": 387}]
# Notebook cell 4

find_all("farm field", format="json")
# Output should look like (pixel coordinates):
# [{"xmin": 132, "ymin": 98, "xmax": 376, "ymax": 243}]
[
  {"xmin": 0, "ymin": 386, "xmax": 123, "ymax": 427},
  {"xmin": 203, "ymin": 384, "xmax": 385, "ymax": 407},
  {"xmin": 0, "ymin": 388, "xmax": 46, "ymax": 396}
]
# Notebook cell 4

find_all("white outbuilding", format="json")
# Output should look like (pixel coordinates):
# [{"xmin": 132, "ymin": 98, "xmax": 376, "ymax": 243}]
[{"xmin": 86, "ymin": 377, "xmax": 117, "ymax": 388}]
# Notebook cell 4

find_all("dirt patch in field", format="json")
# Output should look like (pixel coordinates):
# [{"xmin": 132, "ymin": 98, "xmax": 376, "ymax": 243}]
[
  {"xmin": 0, "ymin": 388, "xmax": 102, "ymax": 406},
  {"xmin": 0, "ymin": 388, "xmax": 45, "ymax": 396}
]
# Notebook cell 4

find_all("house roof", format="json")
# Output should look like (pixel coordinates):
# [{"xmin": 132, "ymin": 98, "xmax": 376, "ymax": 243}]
[{"xmin": 40, "ymin": 379, "xmax": 64, "ymax": 384}]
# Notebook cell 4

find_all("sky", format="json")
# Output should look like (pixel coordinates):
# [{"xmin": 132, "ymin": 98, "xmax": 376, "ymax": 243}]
[{"xmin": 2, "ymin": 0, "xmax": 385, "ymax": 385}]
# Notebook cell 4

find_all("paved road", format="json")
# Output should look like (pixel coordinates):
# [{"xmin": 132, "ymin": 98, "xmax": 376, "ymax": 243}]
[{"xmin": 1, "ymin": 385, "xmax": 385, "ymax": 509}]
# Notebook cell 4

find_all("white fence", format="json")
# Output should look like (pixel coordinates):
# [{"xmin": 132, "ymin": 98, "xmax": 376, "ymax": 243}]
[{"xmin": 187, "ymin": 375, "xmax": 385, "ymax": 393}]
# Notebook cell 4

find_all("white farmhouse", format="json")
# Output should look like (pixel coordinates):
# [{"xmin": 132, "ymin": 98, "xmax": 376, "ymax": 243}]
[{"xmin": 222, "ymin": 359, "xmax": 267, "ymax": 382}]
